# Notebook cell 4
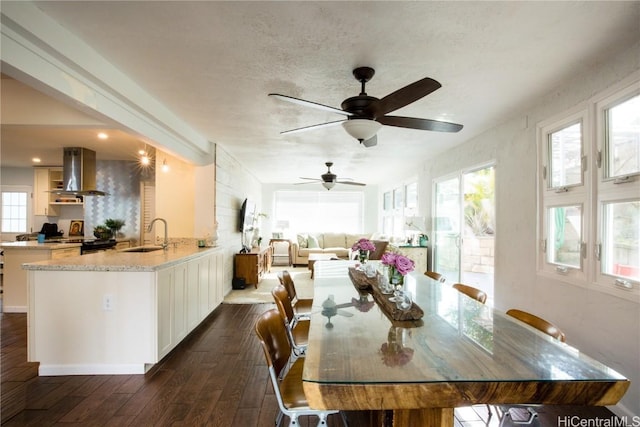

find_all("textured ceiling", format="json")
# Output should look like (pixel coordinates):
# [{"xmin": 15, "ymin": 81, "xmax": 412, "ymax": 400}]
[{"xmin": 2, "ymin": 1, "xmax": 639, "ymax": 184}]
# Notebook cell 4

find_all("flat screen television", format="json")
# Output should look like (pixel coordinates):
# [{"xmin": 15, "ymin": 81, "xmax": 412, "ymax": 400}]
[{"xmin": 238, "ymin": 198, "xmax": 256, "ymax": 232}]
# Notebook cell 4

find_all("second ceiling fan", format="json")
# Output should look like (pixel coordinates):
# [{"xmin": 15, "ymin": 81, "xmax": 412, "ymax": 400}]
[
  {"xmin": 270, "ymin": 66, "xmax": 463, "ymax": 147},
  {"xmin": 297, "ymin": 162, "xmax": 365, "ymax": 190}
]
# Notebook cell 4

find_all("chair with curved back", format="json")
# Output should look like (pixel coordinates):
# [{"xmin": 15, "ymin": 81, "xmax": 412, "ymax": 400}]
[
  {"xmin": 495, "ymin": 309, "xmax": 568, "ymax": 425},
  {"xmin": 280, "ymin": 270, "xmax": 313, "ymax": 318},
  {"xmin": 424, "ymin": 271, "xmax": 446, "ymax": 282},
  {"xmin": 272, "ymin": 284, "xmax": 310, "ymax": 357},
  {"xmin": 255, "ymin": 309, "xmax": 346, "ymax": 427},
  {"xmin": 506, "ymin": 309, "xmax": 566, "ymax": 342},
  {"xmin": 452, "ymin": 283, "xmax": 487, "ymax": 304},
  {"xmin": 450, "ymin": 283, "xmax": 491, "ymax": 420}
]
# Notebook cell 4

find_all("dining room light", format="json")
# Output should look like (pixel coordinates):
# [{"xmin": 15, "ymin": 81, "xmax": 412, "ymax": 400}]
[{"xmin": 342, "ymin": 118, "xmax": 382, "ymax": 142}]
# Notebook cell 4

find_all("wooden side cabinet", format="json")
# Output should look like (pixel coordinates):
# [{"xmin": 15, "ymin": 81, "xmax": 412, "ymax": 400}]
[{"xmin": 234, "ymin": 246, "xmax": 272, "ymax": 288}]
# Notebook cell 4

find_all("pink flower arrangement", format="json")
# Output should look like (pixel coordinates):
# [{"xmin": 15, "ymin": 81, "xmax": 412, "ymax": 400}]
[
  {"xmin": 381, "ymin": 252, "xmax": 415, "ymax": 276},
  {"xmin": 351, "ymin": 238, "xmax": 376, "ymax": 252}
]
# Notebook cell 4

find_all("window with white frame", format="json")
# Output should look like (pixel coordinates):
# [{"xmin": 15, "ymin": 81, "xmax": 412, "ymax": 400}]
[
  {"xmin": 1, "ymin": 189, "xmax": 29, "ymax": 233},
  {"xmin": 538, "ymin": 74, "xmax": 640, "ymax": 302},
  {"xmin": 539, "ymin": 108, "xmax": 589, "ymax": 283},
  {"xmin": 274, "ymin": 190, "xmax": 364, "ymax": 233},
  {"xmin": 595, "ymin": 82, "xmax": 640, "ymax": 294}
]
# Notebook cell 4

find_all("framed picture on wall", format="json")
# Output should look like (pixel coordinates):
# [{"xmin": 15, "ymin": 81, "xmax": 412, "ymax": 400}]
[
  {"xmin": 393, "ymin": 188, "xmax": 403, "ymax": 209},
  {"xmin": 383, "ymin": 191, "xmax": 392, "ymax": 210},
  {"xmin": 405, "ymin": 182, "xmax": 417, "ymax": 209},
  {"xmin": 69, "ymin": 220, "xmax": 84, "ymax": 237}
]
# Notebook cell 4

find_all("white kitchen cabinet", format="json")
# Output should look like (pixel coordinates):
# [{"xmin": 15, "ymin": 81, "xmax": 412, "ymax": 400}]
[
  {"xmin": 211, "ymin": 250, "xmax": 225, "ymax": 310},
  {"xmin": 197, "ymin": 255, "xmax": 210, "ymax": 321},
  {"xmin": 33, "ymin": 168, "xmax": 56, "ymax": 216},
  {"xmin": 33, "ymin": 167, "xmax": 83, "ymax": 217},
  {"xmin": 27, "ymin": 248, "xmax": 224, "ymax": 374},
  {"xmin": 156, "ymin": 251, "xmax": 223, "ymax": 361},
  {"xmin": 157, "ymin": 267, "xmax": 173, "ymax": 358},
  {"xmin": 186, "ymin": 260, "xmax": 200, "ymax": 330}
]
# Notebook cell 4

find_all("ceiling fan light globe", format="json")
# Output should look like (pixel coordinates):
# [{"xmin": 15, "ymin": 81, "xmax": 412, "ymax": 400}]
[
  {"xmin": 342, "ymin": 119, "xmax": 381, "ymax": 142},
  {"xmin": 322, "ymin": 181, "xmax": 336, "ymax": 190}
]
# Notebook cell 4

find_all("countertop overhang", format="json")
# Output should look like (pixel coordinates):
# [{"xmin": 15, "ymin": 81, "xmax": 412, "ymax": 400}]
[
  {"xmin": 22, "ymin": 246, "xmax": 220, "ymax": 272},
  {"xmin": 0, "ymin": 241, "xmax": 82, "ymax": 250}
]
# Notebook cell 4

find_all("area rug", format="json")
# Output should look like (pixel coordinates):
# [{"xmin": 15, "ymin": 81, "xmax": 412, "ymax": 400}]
[{"xmin": 223, "ymin": 266, "xmax": 314, "ymax": 304}]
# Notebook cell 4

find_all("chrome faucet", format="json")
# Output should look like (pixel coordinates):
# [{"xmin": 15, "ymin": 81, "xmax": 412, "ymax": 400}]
[{"xmin": 147, "ymin": 217, "xmax": 169, "ymax": 250}]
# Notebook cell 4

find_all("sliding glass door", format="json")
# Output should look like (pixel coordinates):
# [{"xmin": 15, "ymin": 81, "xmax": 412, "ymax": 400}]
[
  {"xmin": 434, "ymin": 165, "xmax": 495, "ymax": 303},
  {"xmin": 434, "ymin": 176, "xmax": 461, "ymax": 282}
]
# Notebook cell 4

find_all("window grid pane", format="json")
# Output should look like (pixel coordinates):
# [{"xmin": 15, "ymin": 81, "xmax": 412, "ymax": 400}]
[
  {"xmin": 549, "ymin": 122, "xmax": 583, "ymax": 188},
  {"xmin": 602, "ymin": 200, "xmax": 640, "ymax": 281},
  {"xmin": 547, "ymin": 205, "xmax": 582, "ymax": 268},
  {"xmin": 605, "ymin": 94, "xmax": 640, "ymax": 178},
  {"xmin": 1, "ymin": 191, "xmax": 28, "ymax": 233}
]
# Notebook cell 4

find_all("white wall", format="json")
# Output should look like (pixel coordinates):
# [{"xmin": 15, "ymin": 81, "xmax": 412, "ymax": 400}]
[
  {"xmin": 214, "ymin": 145, "xmax": 262, "ymax": 295},
  {"xmin": 155, "ymin": 152, "xmax": 196, "ymax": 238},
  {"xmin": 194, "ymin": 160, "xmax": 217, "ymax": 240},
  {"xmin": 419, "ymin": 42, "xmax": 640, "ymax": 417}
]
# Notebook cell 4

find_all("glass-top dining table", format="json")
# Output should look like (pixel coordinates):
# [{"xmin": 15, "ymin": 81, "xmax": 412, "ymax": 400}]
[{"xmin": 302, "ymin": 261, "xmax": 629, "ymax": 427}]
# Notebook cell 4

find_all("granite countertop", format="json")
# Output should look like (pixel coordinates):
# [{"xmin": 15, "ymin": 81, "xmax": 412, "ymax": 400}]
[
  {"xmin": 22, "ymin": 246, "xmax": 221, "ymax": 272},
  {"xmin": 0, "ymin": 241, "xmax": 82, "ymax": 250}
]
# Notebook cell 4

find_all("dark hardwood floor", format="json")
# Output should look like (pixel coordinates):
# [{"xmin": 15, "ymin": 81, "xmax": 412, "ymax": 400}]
[{"xmin": 1, "ymin": 301, "xmax": 619, "ymax": 426}]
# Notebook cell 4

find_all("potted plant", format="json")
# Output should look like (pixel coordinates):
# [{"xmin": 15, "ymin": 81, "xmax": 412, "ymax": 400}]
[
  {"xmin": 104, "ymin": 218, "xmax": 125, "ymax": 238},
  {"xmin": 93, "ymin": 225, "xmax": 112, "ymax": 241}
]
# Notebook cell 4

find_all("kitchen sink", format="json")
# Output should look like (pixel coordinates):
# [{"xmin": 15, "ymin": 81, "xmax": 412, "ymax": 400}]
[{"xmin": 120, "ymin": 246, "xmax": 164, "ymax": 253}]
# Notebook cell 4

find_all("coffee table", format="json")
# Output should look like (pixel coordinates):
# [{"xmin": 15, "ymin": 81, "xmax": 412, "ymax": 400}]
[{"xmin": 308, "ymin": 253, "xmax": 338, "ymax": 279}]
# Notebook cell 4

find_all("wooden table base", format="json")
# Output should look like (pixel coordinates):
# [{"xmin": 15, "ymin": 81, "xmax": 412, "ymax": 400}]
[{"xmin": 359, "ymin": 408, "xmax": 454, "ymax": 427}]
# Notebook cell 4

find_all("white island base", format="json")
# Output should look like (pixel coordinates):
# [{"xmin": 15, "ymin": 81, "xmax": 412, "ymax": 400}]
[{"xmin": 26, "ymin": 247, "xmax": 224, "ymax": 375}]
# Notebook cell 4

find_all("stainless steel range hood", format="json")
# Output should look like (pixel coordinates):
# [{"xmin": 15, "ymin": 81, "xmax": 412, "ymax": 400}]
[{"xmin": 53, "ymin": 147, "xmax": 107, "ymax": 196}]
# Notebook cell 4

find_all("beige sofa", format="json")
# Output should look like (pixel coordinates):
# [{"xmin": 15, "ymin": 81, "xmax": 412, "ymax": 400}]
[
  {"xmin": 291, "ymin": 233, "xmax": 366, "ymax": 266},
  {"xmin": 291, "ymin": 233, "xmax": 390, "ymax": 266}
]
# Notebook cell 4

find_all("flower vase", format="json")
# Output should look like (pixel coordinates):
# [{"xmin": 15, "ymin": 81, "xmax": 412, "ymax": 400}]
[
  {"xmin": 358, "ymin": 250, "xmax": 369, "ymax": 264},
  {"xmin": 389, "ymin": 267, "xmax": 404, "ymax": 286}
]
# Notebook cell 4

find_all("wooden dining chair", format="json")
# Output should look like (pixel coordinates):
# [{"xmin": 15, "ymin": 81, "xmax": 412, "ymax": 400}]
[
  {"xmin": 424, "ymin": 271, "xmax": 446, "ymax": 282},
  {"xmin": 280, "ymin": 270, "xmax": 313, "ymax": 318},
  {"xmin": 452, "ymin": 283, "xmax": 487, "ymax": 304},
  {"xmin": 506, "ymin": 309, "xmax": 566, "ymax": 342},
  {"xmin": 255, "ymin": 309, "xmax": 346, "ymax": 427},
  {"xmin": 272, "ymin": 285, "xmax": 310, "ymax": 356},
  {"xmin": 495, "ymin": 309, "xmax": 567, "ymax": 426}
]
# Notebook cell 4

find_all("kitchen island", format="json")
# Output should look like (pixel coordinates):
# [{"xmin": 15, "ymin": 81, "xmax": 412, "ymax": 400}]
[
  {"xmin": 1, "ymin": 241, "xmax": 82, "ymax": 312},
  {"xmin": 22, "ymin": 245, "xmax": 225, "ymax": 375}
]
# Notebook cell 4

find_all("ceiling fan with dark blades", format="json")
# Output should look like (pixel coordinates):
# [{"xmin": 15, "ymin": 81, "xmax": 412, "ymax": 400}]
[
  {"xmin": 296, "ymin": 162, "xmax": 365, "ymax": 190},
  {"xmin": 269, "ymin": 67, "xmax": 463, "ymax": 147}
]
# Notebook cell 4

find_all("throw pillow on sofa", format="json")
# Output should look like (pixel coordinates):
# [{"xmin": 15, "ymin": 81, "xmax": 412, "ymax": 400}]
[
  {"xmin": 297, "ymin": 233, "xmax": 308, "ymax": 248},
  {"xmin": 307, "ymin": 234, "xmax": 320, "ymax": 248}
]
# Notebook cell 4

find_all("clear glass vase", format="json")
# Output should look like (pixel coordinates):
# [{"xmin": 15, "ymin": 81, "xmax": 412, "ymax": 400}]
[{"xmin": 389, "ymin": 267, "xmax": 404, "ymax": 286}]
